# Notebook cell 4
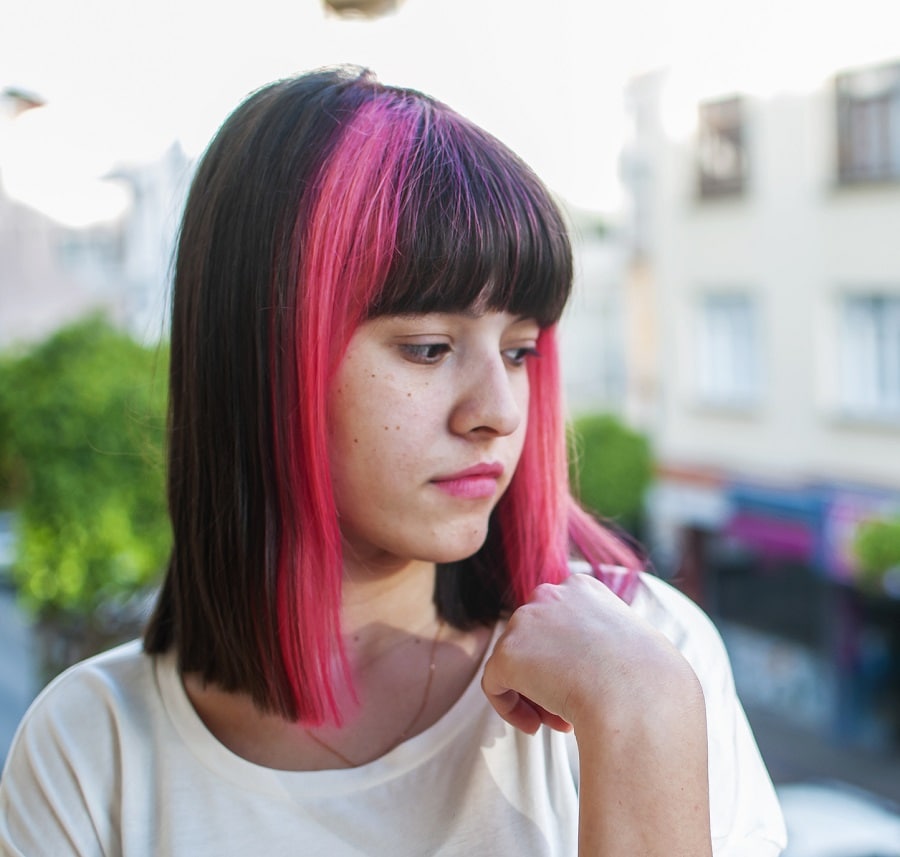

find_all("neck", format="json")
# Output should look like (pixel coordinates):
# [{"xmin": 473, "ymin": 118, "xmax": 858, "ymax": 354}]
[
  {"xmin": 340, "ymin": 554, "xmax": 438, "ymax": 667},
  {"xmin": 184, "ymin": 554, "xmax": 493, "ymax": 770}
]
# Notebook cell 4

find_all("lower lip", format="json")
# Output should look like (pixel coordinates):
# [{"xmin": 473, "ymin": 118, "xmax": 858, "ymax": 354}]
[{"xmin": 431, "ymin": 476, "xmax": 499, "ymax": 499}]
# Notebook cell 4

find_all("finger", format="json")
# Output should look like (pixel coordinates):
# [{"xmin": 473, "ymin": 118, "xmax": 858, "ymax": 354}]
[
  {"xmin": 533, "ymin": 706, "xmax": 573, "ymax": 733},
  {"xmin": 481, "ymin": 683, "xmax": 574, "ymax": 735},
  {"xmin": 482, "ymin": 687, "xmax": 541, "ymax": 734}
]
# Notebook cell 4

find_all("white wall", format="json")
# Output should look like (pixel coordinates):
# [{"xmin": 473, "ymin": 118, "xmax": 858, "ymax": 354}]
[{"xmin": 630, "ymin": 69, "xmax": 900, "ymax": 489}]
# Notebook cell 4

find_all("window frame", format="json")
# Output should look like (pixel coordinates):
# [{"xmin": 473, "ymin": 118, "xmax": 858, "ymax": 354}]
[
  {"xmin": 696, "ymin": 96, "xmax": 748, "ymax": 199},
  {"xmin": 838, "ymin": 292, "xmax": 900, "ymax": 422},
  {"xmin": 835, "ymin": 61, "xmax": 900, "ymax": 185},
  {"xmin": 695, "ymin": 290, "xmax": 761, "ymax": 410}
]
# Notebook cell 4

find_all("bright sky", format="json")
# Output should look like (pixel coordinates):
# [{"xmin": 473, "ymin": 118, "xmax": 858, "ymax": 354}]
[{"xmin": 1, "ymin": 0, "xmax": 898, "ymax": 226}]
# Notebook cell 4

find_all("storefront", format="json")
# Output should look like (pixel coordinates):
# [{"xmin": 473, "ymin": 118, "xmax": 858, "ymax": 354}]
[{"xmin": 649, "ymin": 468, "xmax": 900, "ymax": 748}]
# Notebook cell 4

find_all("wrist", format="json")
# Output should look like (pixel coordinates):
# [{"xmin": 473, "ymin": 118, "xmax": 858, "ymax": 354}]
[{"xmin": 570, "ymin": 646, "xmax": 705, "ymax": 744}]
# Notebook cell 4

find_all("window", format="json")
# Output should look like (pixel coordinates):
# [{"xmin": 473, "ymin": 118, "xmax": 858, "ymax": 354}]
[
  {"xmin": 57, "ymin": 229, "xmax": 123, "ymax": 275},
  {"xmin": 697, "ymin": 97, "xmax": 747, "ymax": 198},
  {"xmin": 696, "ymin": 293, "xmax": 759, "ymax": 407},
  {"xmin": 839, "ymin": 294, "xmax": 900, "ymax": 420},
  {"xmin": 836, "ymin": 61, "xmax": 900, "ymax": 183}
]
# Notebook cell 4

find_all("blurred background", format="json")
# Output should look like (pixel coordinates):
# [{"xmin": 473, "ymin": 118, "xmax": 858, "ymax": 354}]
[{"xmin": 1, "ymin": 1, "xmax": 899, "ymax": 853}]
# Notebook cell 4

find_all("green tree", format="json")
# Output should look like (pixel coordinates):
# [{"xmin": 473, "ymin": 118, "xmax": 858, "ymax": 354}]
[
  {"xmin": 567, "ymin": 413, "xmax": 654, "ymax": 537},
  {"xmin": 0, "ymin": 316, "xmax": 169, "ymax": 632},
  {"xmin": 853, "ymin": 517, "xmax": 900, "ymax": 592}
]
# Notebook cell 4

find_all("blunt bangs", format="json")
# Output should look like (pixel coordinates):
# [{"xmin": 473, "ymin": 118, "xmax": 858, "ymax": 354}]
[{"xmin": 365, "ymin": 106, "xmax": 573, "ymax": 327}]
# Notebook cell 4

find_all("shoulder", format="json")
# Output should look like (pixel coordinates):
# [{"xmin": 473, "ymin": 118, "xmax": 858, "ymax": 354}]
[
  {"xmin": 624, "ymin": 572, "xmax": 734, "ymax": 688},
  {"xmin": 2, "ymin": 639, "xmax": 162, "ymax": 787},
  {"xmin": 627, "ymin": 572, "xmax": 720, "ymax": 640},
  {"xmin": 1, "ymin": 641, "xmax": 164, "ymax": 855},
  {"xmin": 11, "ymin": 640, "xmax": 159, "ymax": 741}
]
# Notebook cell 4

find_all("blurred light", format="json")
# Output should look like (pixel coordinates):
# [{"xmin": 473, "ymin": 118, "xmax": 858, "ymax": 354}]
[
  {"xmin": 322, "ymin": 0, "xmax": 405, "ymax": 18},
  {"xmin": 659, "ymin": 71, "xmax": 700, "ymax": 142}
]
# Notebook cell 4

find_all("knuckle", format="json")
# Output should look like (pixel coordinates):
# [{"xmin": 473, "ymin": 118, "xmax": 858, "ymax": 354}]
[{"xmin": 531, "ymin": 581, "xmax": 560, "ymax": 602}]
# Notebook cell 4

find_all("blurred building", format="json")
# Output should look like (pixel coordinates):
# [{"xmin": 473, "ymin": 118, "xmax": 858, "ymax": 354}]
[
  {"xmin": 622, "ymin": 59, "xmax": 900, "ymax": 748},
  {"xmin": 0, "ymin": 192, "xmax": 121, "ymax": 348},
  {"xmin": 107, "ymin": 143, "xmax": 192, "ymax": 342},
  {"xmin": 0, "ymin": 91, "xmax": 191, "ymax": 349},
  {"xmin": 559, "ymin": 212, "xmax": 630, "ymax": 416}
]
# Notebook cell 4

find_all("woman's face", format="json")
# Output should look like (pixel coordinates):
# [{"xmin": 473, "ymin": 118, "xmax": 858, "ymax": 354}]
[{"xmin": 327, "ymin": 310, "xmax": 538, "ymax": 574}]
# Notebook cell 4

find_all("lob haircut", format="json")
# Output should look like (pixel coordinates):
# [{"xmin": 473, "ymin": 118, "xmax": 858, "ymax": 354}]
[{"xmin": 144, "ymin": 67, "xmax": 641, "ymax": 723}]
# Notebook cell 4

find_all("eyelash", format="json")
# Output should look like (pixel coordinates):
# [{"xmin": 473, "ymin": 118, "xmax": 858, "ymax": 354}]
[
  {"xmin": 399, "ymin": 343, "xmax": 451, "ymax": 364},
  {"xmin": 503, "ymin": 346, "xmax": 540, "ymax": 367},
  {"xmin": 398, "ymin": 344, "xmax": 540, "ymax": 367}
]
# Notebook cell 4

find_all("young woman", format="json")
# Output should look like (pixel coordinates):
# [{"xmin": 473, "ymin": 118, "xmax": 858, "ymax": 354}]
[{"xmin": 0, "ymin": 67, "xmax": 786, "ymax": 856}]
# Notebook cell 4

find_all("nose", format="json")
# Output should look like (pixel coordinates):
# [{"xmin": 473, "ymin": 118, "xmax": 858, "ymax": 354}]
[{"xmin": 449, "ymin": 354, "xmax": 524, "ymax": 438}]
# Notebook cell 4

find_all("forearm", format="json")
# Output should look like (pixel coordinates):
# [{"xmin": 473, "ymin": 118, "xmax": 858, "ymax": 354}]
[{"xmin": 575, "ymin": 662, "xmax": 713, "ymax": 857}]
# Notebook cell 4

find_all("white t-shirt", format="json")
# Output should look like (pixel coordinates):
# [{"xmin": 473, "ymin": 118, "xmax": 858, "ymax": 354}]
[{"xmin": 0, "ymin": 573, "xmax": 786, "ymax": 856}]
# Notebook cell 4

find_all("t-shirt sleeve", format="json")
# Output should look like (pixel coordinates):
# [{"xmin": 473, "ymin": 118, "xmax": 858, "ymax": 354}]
[
  {"xmin": 633, "ymin": 574, "xmax": 788, "ymax": 856},
  {"xmin": 0, "ymin": 669, "xmax": 119, "ymax": 857}
]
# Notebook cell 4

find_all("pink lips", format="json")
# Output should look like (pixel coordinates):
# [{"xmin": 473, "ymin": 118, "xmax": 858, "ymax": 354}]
[{"xmin": 431, "ymin": 462, "xmax": 504, "ymax": 499}]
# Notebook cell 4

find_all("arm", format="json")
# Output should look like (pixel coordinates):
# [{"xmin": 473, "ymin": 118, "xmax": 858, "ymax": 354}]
[
  {"xmin": 574, "ymin": 651, "xmax": 711, "ymax": 855},
  {"xmin": 647, "ymin": 577, "xmax": 786, "ymax": 855},
  {"xmin": 482, "ymin": 573, "xmax": 713, "ymax": 857}
]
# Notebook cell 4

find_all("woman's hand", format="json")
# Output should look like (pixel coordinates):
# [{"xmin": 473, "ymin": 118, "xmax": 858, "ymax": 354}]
[
  {"xmin": 482, "ymin": 573, "xmax": 713, "ymax": 857},
  {"xmin": 482, "ymin": 572, "xmax": 697, "ymax": 735}
]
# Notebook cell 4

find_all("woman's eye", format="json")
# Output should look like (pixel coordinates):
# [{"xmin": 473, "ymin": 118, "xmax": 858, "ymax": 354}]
[
  {"xmin": 503, "ymin": 346, "xmax": 540, "ymax": 367},
  {"xmin": 399, "ymin": 343, "xmax": 451, "ymax": 364}
]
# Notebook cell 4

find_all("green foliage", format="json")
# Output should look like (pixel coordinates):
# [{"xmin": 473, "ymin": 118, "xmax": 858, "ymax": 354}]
[
  {"xmin": 567, "ymin": 413, "xmax": 654, "ymax": 535},
  {"xmin": 0, "ymin": 315, "xmax": 170, "ymax": 619},
  {"xmin": 852, "ymin": 517, "xmax": 900, "ymax": 590}
]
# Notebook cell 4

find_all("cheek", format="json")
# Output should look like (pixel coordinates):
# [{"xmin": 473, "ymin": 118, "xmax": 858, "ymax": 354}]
[
  {"xmin": 326, "ymin": 392, "xmax": 435, "ymax": 542},
  {"xmin": 513, "ymin": 374, "xmax": 530, "ymax": 442},
  {"xmin": 327, "ymin": 376, "xmax": 431, "ymax": 492}
]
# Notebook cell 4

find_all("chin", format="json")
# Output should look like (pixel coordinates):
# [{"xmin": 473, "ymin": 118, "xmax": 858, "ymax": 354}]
[{"xmin": 424, "ymin": 531, "xmax": 490, "ymax": 565}]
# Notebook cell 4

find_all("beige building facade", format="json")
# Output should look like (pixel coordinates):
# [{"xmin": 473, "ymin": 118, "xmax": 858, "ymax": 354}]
[
  {"xmin": 624, "ymin": 59, "xmax": 900, "ymax": 578},
  {"xmin": 622, "ymin": 59, "xmax": 900, "ymax": 745}
]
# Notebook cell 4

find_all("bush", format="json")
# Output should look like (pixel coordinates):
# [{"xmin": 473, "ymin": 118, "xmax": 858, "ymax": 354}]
[
  {"xmin": 853, "ymin": 517, "xmax": 900, "ymax": 591},
  {"xmin": 0, "ymin": 316, "xmax": 169, "ymax": 625},
  {"xmin": 567, "ymin": 413, "xmax": 654, "ymax": 536}
]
